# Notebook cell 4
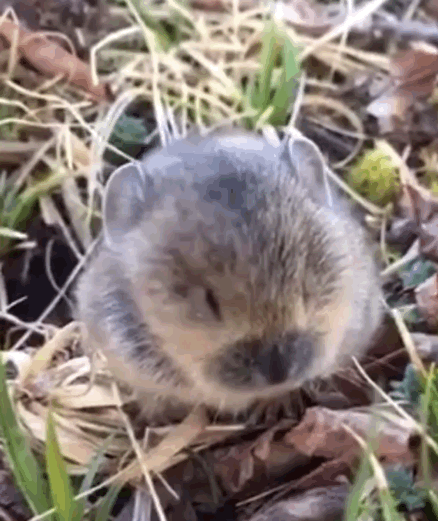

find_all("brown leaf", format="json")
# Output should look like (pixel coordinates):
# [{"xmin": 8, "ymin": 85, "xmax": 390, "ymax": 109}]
[
  {"xmin": 274, "ymin": 0, "xmax": 345, "ymax": 37},
  {"xmin": 214, "ymin": 443, "xmax": 256, "ymax": 493},
  {"xmin": 394, "ymin": 50, "xmax": 438, "ymax": 98},
  {"xmin": 246, "ymin": 484, "xmax": 349, "ymax": 521},
  {"xmin": 0, "ymin": 19, "xmax": 110, "ymax": 101},
  {"xmin": 213, "ymin": 421, "xmax": 305, "ymax": 494},
  {"xmin": 189, "ymin": 0, "xmax": 257, "ymax": 11},
  {"xmin": 416, "ymin": 273, "xmax": 438, "ymax": 326},
  {"xmin": 284, "ymin": 407, "xmax": 415, "ymax": 465},
  {"xmin": 284, "ymin": 408, "xmax": 358, "ymax": 459},
  {"xmin": 423, "ymin": 0, "xmax": 438, "ymax": 20},
  {"xmin": 411, "ymin": 332, "xmax": 438, "ymax": 364},
  {"xmin": 404, "ymin": 183, "xmax": 438, "ymax": 261},
  {"xmin": 287, "ymin": 456, "xmax": 353, "ymax": 490},
  {"xmin": 367, "ymin": 49, "xmax": 438, "ymax": 133}
]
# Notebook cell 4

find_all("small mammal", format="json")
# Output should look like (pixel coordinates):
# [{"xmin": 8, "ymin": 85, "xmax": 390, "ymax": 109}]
[{"xmin": 75, "ymin": 130, "xmax": 383, "ymax": 421}]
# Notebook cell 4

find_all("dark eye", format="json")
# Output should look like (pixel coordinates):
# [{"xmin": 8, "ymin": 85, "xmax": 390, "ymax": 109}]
[
  {"xmin": 205, "ymin": 288, "xmax": 222, "ymax": 320},
  {"xmin": 173, "ymin": 284, "xmax": 189, "ymax": 298}
]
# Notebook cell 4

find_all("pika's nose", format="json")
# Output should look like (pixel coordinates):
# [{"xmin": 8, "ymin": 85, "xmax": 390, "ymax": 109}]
[
  {"xmin": 255, "ymin": 343, "xmax": 289, "ymax": 384},
  {"xmin": 255, "ymin": 334, "xmax": 315, "ymax": 385}
]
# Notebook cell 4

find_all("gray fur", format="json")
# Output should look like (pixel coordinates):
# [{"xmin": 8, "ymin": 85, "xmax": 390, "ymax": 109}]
[{"xmin": 75, "ymin": 130, "xmax": 383, "ymax": 421}]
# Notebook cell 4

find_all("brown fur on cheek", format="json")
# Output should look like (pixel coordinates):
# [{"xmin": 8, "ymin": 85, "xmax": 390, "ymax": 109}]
[
  {"xmin": 308, "ymin": 295, "xmax": 355, "ymax": 379},
  {"xmin": 135, "ymin": 293, "xmax": 252, "ymax": 366}
]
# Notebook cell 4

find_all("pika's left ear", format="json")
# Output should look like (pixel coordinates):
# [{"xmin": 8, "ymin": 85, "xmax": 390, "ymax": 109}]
[{"xmin": 279, "ymin": 129, "xmax": 328, "ymax": 191}]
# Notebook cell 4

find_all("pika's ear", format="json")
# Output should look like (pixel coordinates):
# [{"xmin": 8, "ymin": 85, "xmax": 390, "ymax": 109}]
[
  {"xmin": 103, "ymin": 162, "xmax": 151, "ymax": 246},
  {"xmin": 280, "ymin": 130, "xmax": 328, "ymax": 190}
]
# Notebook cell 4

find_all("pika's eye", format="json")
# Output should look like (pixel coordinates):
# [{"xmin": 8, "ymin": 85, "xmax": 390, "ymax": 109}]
[
  {"xmin": 173, "ymin": 284, "xmax": 189, "ymax": 298},
  {"xmin": 205, "ymin": 288, "xmax": 222, "ymax": 320}
]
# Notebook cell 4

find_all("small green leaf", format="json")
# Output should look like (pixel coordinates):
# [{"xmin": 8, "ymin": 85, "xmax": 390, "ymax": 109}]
[
  {"xmin": 389, "ymin": 364, "xmax": 422, "ymax": 409},
  {"xmin": 399, "ymin": 258, "xmax": 436, "ymax": 289},
  {"xmin": 386, "ymin": 466, "xmax": 427, "ymax": 512},
  {"xmin": 46, "ymin": 411, "xmax": 76, "ymax": 521},
  {"xmin": 110, "ymin": 114, "xmax": 149, "ymax": 146},
  {"xmin": 106, "ymin": 113, "xmax": 151, "ymax": 165}
]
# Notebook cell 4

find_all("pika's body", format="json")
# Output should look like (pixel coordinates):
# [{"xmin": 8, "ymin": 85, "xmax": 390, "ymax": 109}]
[{"xmin": 76, "ymin": 131, "xmax": 382, "ymax": 419}]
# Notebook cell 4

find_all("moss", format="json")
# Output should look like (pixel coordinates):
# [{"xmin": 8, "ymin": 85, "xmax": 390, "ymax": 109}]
[{"xmin": 347, "ymin": 148, "xmax": 399, "ymax": 206}]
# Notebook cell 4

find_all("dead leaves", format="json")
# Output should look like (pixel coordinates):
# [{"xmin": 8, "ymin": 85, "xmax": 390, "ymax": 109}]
[
  {"xmin": 273, "ymin": 0, "xmax": 345, "ymax": 38},
  {"xmin": 367, "ymin": 49, "xmax": 438, "ymax": 134},
  {"xmin": 286, "ymin": 408, "xmax": 414, "ymax": 464},
  {"xmin": 273, "ymin": 0, "xmax": 438, "ymax": 139},
  {"xmin": 415, "ymin": 274, "xmax": 438, "ymax": 327},
  {"xmin": 0, "ymin": 18, "xmax": 110, "ymax": 101},
  {"xmin": 246, "ymin": 484, "xmax": 349, "ymax": 521},
  {"xmin": 402, "ymin": 184, "xmax": 438, "ymax": 262},
  {"xmin": 386, "ymin": 181, "xmax": 438, "ymax": 324},
  {"xmin": 210, "ymin": 407, "xmax": 416, "ymax": 503},
  {"xmin": 18, "ymin": 329, "xmax": 416, "ymax": 519}
]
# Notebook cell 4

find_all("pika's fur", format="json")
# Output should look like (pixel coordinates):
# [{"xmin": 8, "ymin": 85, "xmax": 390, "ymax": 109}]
[{"xmin": 75, "ymin": 131, "xmax": 383, "ymax": 420}]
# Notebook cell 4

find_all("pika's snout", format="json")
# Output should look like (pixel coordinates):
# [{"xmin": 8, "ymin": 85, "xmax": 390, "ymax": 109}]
[
  {"xmin": 254, "ymin": 333, "xmax": 316, "ymax": 385},
  {"xmin": 209, "ymin": 331, "xmax": 317, "ymax": 392}
]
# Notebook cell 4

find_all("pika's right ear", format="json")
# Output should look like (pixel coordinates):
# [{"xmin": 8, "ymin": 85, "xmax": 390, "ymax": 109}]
[
  {"xmin": 103, "ymin": 162, "xmax": 151, "ymax": 246},
  {"xmin": 280, "ymin": 130, "xmax": 328, "ymax": 190}
]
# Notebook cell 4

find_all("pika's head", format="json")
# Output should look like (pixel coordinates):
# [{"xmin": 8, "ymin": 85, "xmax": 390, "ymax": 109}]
[{"xmin": 100, "ymin": 131, "xmax": 382, "ymax": 411}]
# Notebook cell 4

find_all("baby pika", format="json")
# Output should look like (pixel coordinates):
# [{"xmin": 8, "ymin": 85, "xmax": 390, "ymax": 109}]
[{"xmin": 75, "ymin": 130, "xmax": 383, "ymax": 420}]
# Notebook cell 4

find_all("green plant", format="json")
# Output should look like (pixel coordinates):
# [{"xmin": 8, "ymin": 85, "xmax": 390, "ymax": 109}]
[
  {"xmin": 386, "ymin": 466, "xmax": 426, "ymax": 512},
  {"xmin": 345, "ymin": 447, "xmax": 404, "ymax": 521},
  {"xmin": 346, "ymin": 363, "xmax": 438, "ymax": 520},
  {"xmin": 0, "ymin": 355, "xmax": 53, "ymax": 518},
  {"xmin": 243, "ymin": 21, "xmax": 300, "ymax": 129},
  {"xmin": 398, "ymin": 258, "xmax": 436, "ymax": 289},
  {"xmin": 46, "ymin": 414, "xmax": 125, "ymax": 521},
  {"xmin": 389, "ymin": 364, "xmax": 423, "ymax": 410},
  {"xmin": 0, "ymin": 171, "xmax": 66, "ymax": 257},
  {"xmin": 0, "ymin": 355, "xmax": 123, "ymax": 520},
  {"xmin": 105, "ymin": 113, "xmax": 150, "ymax": 166},
  {"xmin": 130, "ymin": 0, "xmax": 192, "ymax": 50}
]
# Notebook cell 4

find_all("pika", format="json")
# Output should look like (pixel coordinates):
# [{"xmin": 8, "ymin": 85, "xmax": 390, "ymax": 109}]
[{"xmin": 75, "ymin": 130, "xmax": 383, "ymax": 420}]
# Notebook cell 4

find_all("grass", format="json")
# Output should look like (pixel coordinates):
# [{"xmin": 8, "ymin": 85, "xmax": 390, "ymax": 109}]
[
  {"xmin": 343, "ymin": 362, "xmax": 438, "ymax": 521},
  {"xmin": 0, "ymin": 170, "xmax": 68, "ymax": 256},
  {"xmin": 243, "ymin": 21, "xmax": 301, "ymax": 129},
  {"xmin": 0, "ymin": 354, "xmax": 124, "ymax": 521}
]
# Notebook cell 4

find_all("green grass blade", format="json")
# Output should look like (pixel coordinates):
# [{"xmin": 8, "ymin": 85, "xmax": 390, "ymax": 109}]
[
  {"xmin": 79, "ymin": 435, "xmax": 116, "ymax": 498},
  {"xmin": 0, "ymin": 171, "xmax": 65, "ymax": 255},
  {"xmin": 429, "ymin": 489, "xmax": 438, "ymax": 518},
  {"xmin": 344, "ymin": 457, "xmax": 372, "ymax": 520},
  {"xmin": 75, "ymin": 433, "xmax": 117, "ymax": 520},
  {"xmin": 94, "ymin": 482, "xmax": 124, "ymax": 521},
  {"xmin": 0, "ymin": 355, "xmax": 52, "ymax": 515},
  {"xmin": 46, "ymin": 411, "xmax": 76, "ymax": 521},
  {"xmin": 270, "ymin": 35, "xmax": 300, "ymax": 125},
  {"xmin": 252, "ymin": 22, "xmax": 278, "ymax": 110}
]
